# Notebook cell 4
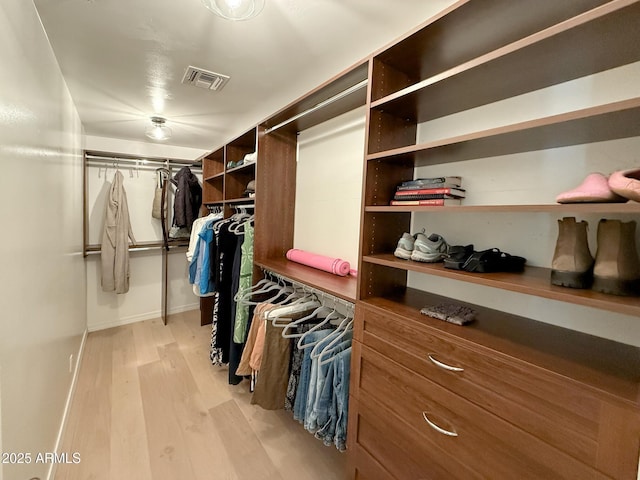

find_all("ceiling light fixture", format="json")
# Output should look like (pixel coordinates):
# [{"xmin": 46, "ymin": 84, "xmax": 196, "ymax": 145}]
[
  {"xmin": 145, "ymin": 116, "xmax": 172, "ymax": 141},
  {"xmin": 201, "ymin": 0, "xmax": 265, "ymax": 21}
]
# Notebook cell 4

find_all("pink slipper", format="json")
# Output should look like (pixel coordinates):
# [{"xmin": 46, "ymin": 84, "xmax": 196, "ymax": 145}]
[
  {"xmin": 556, "ymin": 173, "xmax": 627, "ymax": 204},
  {"xmin": 608, "ymin": 168, "xmax": 640, "ymax": 202}
]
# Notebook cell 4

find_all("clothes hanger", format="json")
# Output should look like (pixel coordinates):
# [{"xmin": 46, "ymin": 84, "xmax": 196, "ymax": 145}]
[
  {"xmin": 236, "ymin": 274, "xmax": 282, "ymax": 303},
  {"xmin": 309, "ymin": 301, "xmax": 353, "ymax": 360},
  {"xmin": 269, "ymin": 285, "xmax": 309, "ymax": 307},
  {"xmin": 316, "ymin": 318, "xmax": 354, "ymax": 366},
  {"xmin": 269, "ymin": 294, "xmax": 321, "ymax": 326},
  {"xmin": 240, "ymin": 277, "xmax": 294, "ymax": 306},
  {"xmin": 294, "ymin": 300, "xmax": 344, "ymax": 346},
  {"xmin": 281, "ymin": 303, "xmax": 333, "ymax": 339},
  {"xmin": 233, "ymin": 273, "xmax": 276, "ymax": 303}
]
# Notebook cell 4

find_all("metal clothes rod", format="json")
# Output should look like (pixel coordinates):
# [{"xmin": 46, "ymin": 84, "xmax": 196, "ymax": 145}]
[
  {"xmin": 86, "ymin": 163, "xmax": 188, "ymax": 174},
  {"xmin": 85, "ymin": 245, "xmax": 164, "ymax": 255},
  {"xmin": 85, "ymin": 154, "xmax": 198, "ymax": 167},
  {"xmin": 86, "ymin": 162, "xmax": 202, "ymax": 173},
  {"xmin": 263, "ymin": 79, "xmax": 368, "ymax": 134},
  {"xmin": 261, "ymin": 268, "xmax": 355, "ymax": 308}
]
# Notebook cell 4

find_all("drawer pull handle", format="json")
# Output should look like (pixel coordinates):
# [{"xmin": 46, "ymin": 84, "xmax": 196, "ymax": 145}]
[
  {"xmin": 427, "ymin": 354, "xmax": 464, "ymax": 372},
  {"xmin": 422, "ymin": 411, "xmax": 458, "ymax": 437}
]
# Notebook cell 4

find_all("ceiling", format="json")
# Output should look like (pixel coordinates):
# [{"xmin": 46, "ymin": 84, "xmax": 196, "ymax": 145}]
[{"xmin": 34, "ymin": 0, "xmax": 455, "ymax": 152}]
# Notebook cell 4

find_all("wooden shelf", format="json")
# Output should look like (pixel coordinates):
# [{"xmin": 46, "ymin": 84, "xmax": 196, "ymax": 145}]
[
  {"xmin": 362, "ymin": 253, "xmax": 640, "ymax": 317},
  {"xmin": 203, "ymin": 200, "xmax": 224, "ymax": 206},
  {"xmin": 371, "ymin": 0, "xmax": 621, "ymax": 100},
  {"xmin": 361, "ymin": 290, "xmax": 640, "ymax": 405},
  {"xmin": 367, "ymin": 98, "xmax": 640, "ymax": 165},
  {"xmin": 226, "ymin": 162, "xmax": 256, "ymax": 174},
  {"xmin": 204, "ymin": 172, "xmax": 224, "ymax": 182},
  {"xmin": 225, "ymin": 197, "xmax": 254, "ymax": 204},
  {"xmin": 365, "ymin": 203, "xmax": 640, "ymax": 213},
  {"xmin": 370, "ymin": 1, "xmax": 640, "ymax": 124},
  {"xmin": 255, "ymin": 257, "xmax": 357, "ymax": 302}
]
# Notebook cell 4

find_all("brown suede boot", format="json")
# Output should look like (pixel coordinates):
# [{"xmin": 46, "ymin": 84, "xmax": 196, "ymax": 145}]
[
  {"xmin": 550, "ymin": 217, "xmax": 594, "ymax": 289},
  {"xmin": 592, "ymin": 219, "xmax": 640, "ymax": 296}
]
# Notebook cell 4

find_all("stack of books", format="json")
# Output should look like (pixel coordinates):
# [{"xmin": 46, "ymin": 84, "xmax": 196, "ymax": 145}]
[{"xmin": 390, "ymin": 176, "xmax": 464, "ymax": 206}]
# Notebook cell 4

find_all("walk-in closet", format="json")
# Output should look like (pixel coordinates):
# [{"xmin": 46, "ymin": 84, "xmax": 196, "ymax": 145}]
[{"xmin": 2, "ymin": 1, "xmax": 639, "ymax": 479}]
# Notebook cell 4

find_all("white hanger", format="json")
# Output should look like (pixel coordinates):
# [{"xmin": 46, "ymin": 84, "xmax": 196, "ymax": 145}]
[
  {"xmin": 236, "ymin": 275, "xmax": 283, "ymax": 303},
  {"xmin": 317, "ymin": 319, "xmax": 354, "ymax": 366},
  {"xmin": 294, "ymin": 302, "xmax": 344, "ymax": 346},
  {"xmin": 310, "ymin": 302, "xmax": 353, "ymax": 361}
]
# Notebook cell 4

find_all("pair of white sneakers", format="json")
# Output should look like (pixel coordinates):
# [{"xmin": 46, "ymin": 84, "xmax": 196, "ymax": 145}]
[{"xmin": 394, "ymin": 231, "xmax": 449, "ymax": 263}]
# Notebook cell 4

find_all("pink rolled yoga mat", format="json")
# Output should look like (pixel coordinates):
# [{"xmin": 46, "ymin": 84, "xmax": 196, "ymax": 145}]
[{"xmin": 286, "ymin": 249, "xmax": 351, "ymax": 276}]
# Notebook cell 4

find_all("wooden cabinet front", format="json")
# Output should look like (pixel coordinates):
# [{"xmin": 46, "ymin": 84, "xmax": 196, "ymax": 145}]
[{"xmin": 348, "ymin": 302, "xmax": 640, "ymax": 479}]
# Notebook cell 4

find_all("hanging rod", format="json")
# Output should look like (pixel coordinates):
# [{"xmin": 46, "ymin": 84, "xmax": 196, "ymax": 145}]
[
  {"xmin": 85, "ymin": 245, "xmax": 164, "ymax": 256},
  {"xmin": 263, "ymin": 79, "xmax": 368, "ymax": 135},
  {"xmin": 85, "ymin": 161, "xmax": 202, "ymax": 173},
  {"xmin": 85, "ymin": 154, "xmax": 199, "ymax": 168},
  {"xmin": 261, "ymin": 268, "xmax": 355, "ymax": 308}
]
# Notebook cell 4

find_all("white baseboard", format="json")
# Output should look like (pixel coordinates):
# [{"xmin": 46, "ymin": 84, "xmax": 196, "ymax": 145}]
[
  {"xmin": 47, "ymin": 328, "xmax": 88, "ymax": 480},
  {"xmin": 87, "ymin": 303, "xmax": 200, "ymax": 332}
]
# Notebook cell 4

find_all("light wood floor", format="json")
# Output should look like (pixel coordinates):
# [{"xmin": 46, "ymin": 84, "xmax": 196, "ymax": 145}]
[{"xmin": 55, "ymin": 311, "xmax": 348, "ymax": 480}]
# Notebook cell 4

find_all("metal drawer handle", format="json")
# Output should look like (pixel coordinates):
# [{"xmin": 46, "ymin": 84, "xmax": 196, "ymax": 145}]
[
  {"xmin": 422, "ymin": 412, "xmax": 458, "ymax": 437},
  {"xmin": 422, "ymin": 411, "xmax": 458, "ymax": 437},
  {"xmin": 427, "ymin": 354, "xmax": 464, "ymax": 372}
]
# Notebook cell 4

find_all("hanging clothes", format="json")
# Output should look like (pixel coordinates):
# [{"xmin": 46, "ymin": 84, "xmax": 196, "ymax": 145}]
[
  {"xmin": 171, "ymin": 166, "xmax": 202, "ymax": 230},
  {"xmin": 315, "ymin": 346, "xmax": 351, "ymax": 451},
  {"xmin": 188, "ymin": 213, "xmax": 222, "ymax": 297},
  {"xmin": 233, "ymin": 221, "xmax": 254, "ymax": 343},
  {"xmin": 251, "ymin": 317, "xmax": 292, "ymax": 410},
  {"xmin": 101, "ymin": 170, "xmax": 136, "ymax": 294}
]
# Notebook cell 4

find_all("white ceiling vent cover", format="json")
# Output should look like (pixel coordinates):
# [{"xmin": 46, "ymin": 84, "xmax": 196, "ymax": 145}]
[{"xmin": 182, "ymin": 66, "xmax": 230, "ymax": 91}]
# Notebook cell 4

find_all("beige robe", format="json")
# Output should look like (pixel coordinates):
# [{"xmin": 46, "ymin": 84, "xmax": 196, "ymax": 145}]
[{"xmin": 101, "ymin": 170, "xmax": 136, "ymax": 293}]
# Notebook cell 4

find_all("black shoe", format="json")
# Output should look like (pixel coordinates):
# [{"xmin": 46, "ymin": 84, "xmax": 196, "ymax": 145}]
[{"xmin": 443, "ymin": 244, "xmax": 474, "ymax": 270}]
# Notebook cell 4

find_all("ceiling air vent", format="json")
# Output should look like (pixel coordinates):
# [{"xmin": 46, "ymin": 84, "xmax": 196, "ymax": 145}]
[{"xmin": 182, "ymin": 66, "xmax": 230, "ymax": 91}]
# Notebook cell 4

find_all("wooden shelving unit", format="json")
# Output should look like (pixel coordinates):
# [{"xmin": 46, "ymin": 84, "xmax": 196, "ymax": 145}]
[
  {"xmin": 199, "ymin": 59, "xmax": 369, "ymax": 308},
  {"xmin": 352, "ymin": 1, "xmax": 640, "ymax": 478}
]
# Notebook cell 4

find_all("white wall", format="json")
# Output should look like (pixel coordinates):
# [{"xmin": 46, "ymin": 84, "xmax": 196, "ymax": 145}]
[
  {"xmin": 0, "ymin": 2, "xmax": 86, "ymax": 479},
  {"xmin": 409, "ymin": 61, "xmax": 640, "ymax": 347},
  {"xmin": 294, "ymin": 107, "xmax": 366, "ymax": 268},
  {"xmin": 84, "ymin": 136, "xmax": 206, "ymax": 331}
]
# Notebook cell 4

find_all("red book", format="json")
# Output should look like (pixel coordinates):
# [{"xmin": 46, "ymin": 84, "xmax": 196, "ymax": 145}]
[
  {"xmin": 395, "ymin": 187, "xmax": 466, "ymax": 197},
  {"xmin": 390, "ymin": 199, "xmax": 461, "ymax": 206}
]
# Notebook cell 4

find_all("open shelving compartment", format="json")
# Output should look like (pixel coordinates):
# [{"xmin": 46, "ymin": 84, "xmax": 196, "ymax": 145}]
[
  {"xmin": 359, "ymin": 0, "xmax": 640, "ymax": 319},
  {"xmin": 250, "ymin": 59, "xmax": 369, "ymax": 302}
]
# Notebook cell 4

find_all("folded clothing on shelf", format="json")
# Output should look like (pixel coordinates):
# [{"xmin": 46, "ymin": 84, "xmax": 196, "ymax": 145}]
[
  {"xmin": 420, "ymin": 303, "xmax": 477, "ymax": 325},
  {"xmin": 286, "ymin": 248, "xmax": 351, "ymax": 276},
  {"xmin": 243, "ymin": 151, "xmax": 257, "ymax": 164}
]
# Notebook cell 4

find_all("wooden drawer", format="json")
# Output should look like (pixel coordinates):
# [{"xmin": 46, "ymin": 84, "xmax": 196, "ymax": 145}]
[
  {"xmin": 357, "ymin": 343, "xmax": 610, "ymax": 479},
  {"xmin": 350, "ymin": 393, "xmax": 478, "ymax": 480},
  {"xmin": 357, "ymin": 303, "xmax": 605, "ymax": 467},
  {"xmin": 351, "ymin": 441, "xmax": 399, "ymax": 480}
]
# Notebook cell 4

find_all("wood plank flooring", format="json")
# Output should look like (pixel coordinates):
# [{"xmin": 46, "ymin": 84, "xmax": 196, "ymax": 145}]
[{"xmin": 55, "ymin": 311, "xmax": 348, "ymax": 480}]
